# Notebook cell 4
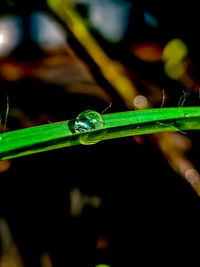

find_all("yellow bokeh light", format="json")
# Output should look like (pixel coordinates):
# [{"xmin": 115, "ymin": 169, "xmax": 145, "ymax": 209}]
[
  {"xmin": 162, "ymin": 38, "xmax": 188, "ymax": 64},
  {"xmin": 164, "ymin": 61, "xmax": 186, "ymax": 80}
]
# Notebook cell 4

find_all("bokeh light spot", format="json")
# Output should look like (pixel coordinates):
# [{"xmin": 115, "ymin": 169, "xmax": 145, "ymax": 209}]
[
  {"xmin": 134, "ymin": 95, "xmax": 148, "ymax": 109},
  {"xmin": 162, "ymin": 38, "xmax": 188, "ymax": 64},
  {"xmin": 144, "ymin": 11, "xmax": 159, "ymax": 28},
  {"xmin": 0, "ymin": 16, "xmax": 22, "ymax": 57},
  {"xmin": 164, "ymin": 61, "xmax": 186, "ymax": 80},
  {"xmin": 131, "ymin": 42, "xmax": 163, "ymax": 62}
]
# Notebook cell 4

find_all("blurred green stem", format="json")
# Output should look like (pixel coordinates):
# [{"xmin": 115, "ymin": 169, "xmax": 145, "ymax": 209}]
[{"xmin": 0, "ymin": 107, "xmax": 200, "ymax": 160}]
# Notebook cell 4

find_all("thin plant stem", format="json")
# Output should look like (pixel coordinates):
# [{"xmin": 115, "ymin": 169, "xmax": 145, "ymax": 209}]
[{"xmin": 0, "ymin": 107, "xmax": 200, "ymax": 160}]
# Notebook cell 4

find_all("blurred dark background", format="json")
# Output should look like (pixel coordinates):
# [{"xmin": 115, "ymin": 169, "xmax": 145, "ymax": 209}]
[{"xmin": 0, "ymin": 1, "xmax": 200, "ymax": 266}]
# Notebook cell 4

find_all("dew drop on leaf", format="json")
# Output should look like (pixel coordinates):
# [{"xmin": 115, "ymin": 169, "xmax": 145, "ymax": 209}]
[{"xmin": 74, "ymin": 110, "xmax": 104, "ymax": 145}]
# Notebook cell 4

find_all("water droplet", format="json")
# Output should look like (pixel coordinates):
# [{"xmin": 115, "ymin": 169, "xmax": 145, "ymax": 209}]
[
  {"xmin": 74, "ymin": 110, "xmax": 104, "ymax": 145},
  {"xmin": 75, "ymin": 110, "xmax": 104, "ymax": 132},
  {"xmin": 184, "ymin": 113, "xmax": 189, "ymax": 118}
]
